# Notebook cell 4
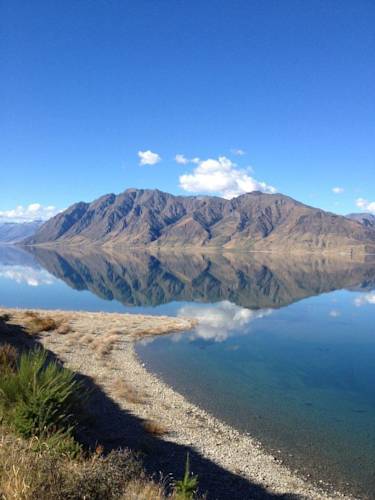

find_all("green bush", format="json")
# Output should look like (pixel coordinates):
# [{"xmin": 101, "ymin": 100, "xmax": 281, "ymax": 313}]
[
  {"xmin": 175, "ymin": 453, "xmax": 199, "ymax": 499},
  {"xmin": 0, "ymin": 349, "xmax": 86, "ymax": 446}
]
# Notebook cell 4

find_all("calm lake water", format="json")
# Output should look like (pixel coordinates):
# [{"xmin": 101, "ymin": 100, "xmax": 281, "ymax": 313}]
[{"xmin": 1, "ymin": 245, "xmax": 375, "ymax": 497}]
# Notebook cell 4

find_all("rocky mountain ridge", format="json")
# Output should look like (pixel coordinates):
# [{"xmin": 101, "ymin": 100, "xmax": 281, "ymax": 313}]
[{"xmin": 23, "ymin": 188, "xmax": 375, "ymax": 254}]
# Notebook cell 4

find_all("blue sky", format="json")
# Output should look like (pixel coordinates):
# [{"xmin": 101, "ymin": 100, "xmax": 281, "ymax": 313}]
[{"xmin": 1, "ymin": 0, "xmax": 374, "ymax": 221}]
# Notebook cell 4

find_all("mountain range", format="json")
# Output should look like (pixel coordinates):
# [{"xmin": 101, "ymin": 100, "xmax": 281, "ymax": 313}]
[
  {"xmin": 18, "ymin": 188, "xmax": 375, "ymax": 254},
  {"xmin": 0, "ymin": 221, "xmax": 43, "ymax": 243}
]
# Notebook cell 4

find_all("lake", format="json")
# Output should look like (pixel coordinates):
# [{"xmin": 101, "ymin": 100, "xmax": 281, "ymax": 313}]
[{"xmin": 1, "ymin": 245, "xmax": 375, "ymax": 497}]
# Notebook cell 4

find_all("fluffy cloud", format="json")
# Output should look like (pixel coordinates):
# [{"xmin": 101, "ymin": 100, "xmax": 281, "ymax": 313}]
[
  {"xmin": 175, "ymin": 154, "xmax": 189, "ymax": 165},
  {"xmin": 356, "ymin": 198, "xmax": 375, "ymax": 214},
  {"xmin": 138, "ymin": 150, "xmax": 161, "ymax": 166},
  {"xmin": 177, "ymin": 301, "xmax": 272, "ymax": 342},
  {"xmin": 332, "ymin": 187, "xmax": 344, "ymax": 194},
  {"xmin": 0, "ymin": 204, "xmax": 60, "ymax": 223},
  {"xmin": 175, "ymin": 154, "xmax": 200, "ymax": 165},
  {"xmin": 179, "ymin": 156, "xmax": 276, "ymax": 199}
]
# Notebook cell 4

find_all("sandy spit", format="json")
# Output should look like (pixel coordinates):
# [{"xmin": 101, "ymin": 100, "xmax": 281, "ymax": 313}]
[{"xmin": 0, "ymin": 307, "xmax": 350, "ymax": 500}]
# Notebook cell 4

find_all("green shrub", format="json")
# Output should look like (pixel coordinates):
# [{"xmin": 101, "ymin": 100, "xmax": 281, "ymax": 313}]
[
  {"xmin": 0, "ymin": 349, "xmax": 86, "ymax": 447},
  {"xmin": 175, "ymin": 453, "xmax": 198, "ymax": 499}
]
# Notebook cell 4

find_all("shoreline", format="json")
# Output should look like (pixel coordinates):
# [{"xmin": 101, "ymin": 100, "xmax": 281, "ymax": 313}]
[{"xmin": 0, "ymin": 307, "xmax": 349, "ymax": 499}]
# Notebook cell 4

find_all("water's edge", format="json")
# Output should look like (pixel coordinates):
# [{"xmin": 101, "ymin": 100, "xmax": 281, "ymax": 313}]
[{"xmin": 135, "ymin": 341, "xmax": 349, "ymax": 499}]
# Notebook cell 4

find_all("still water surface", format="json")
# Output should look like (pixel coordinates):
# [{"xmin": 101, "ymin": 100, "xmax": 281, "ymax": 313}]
[{"xmin": 1, "ymin": 246, "xmax": 375, "ymax": 497}]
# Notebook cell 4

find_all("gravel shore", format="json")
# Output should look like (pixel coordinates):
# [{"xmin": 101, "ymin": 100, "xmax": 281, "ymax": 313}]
[{"xmin": 0, "ymin": 307, "xmax": 350, "ymax": 500}]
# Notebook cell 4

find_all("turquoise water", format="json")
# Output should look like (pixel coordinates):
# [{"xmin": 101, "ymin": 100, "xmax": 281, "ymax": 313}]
[
  {"xmin": 1, "ymin": 246, "xmax": 375, "ymax": 496},
  {"xmin": 137, "ymin": 295, "xmax": 375, "ymax": 497}
]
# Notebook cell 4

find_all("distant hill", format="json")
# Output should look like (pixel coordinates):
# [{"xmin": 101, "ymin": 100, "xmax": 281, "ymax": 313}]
[
  {"xmin": 23, "ymin": 188, "xmax": 375, "ymax": 254},
  {"xmin": 346, "ymin": 213, "xmax": 375, "ymax": 229},
  {"xmin": 0, "ymin": 221, "xmax": 43, "ymax": 243}
]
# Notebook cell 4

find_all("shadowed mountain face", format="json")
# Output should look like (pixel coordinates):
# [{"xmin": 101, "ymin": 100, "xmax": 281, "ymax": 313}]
[
  {"xmin": 23, "ymin": 189, "xmax": 375, "ymax": 253},
  {"xmin": 347, "ymin": 213, "xmax": 375, "ymax": 228},
  {"xmin": 0, "ymin": 221, "xmax": 43, "ymax": 243},
  {"xmin": 26, "ymin": 247, "xmax": 375, "ymax": 310}
]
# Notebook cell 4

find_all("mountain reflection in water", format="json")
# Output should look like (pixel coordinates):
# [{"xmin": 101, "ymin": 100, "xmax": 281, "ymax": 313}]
[{"xmin": 21, "ymin": 247, "xmax": 375, "ymax": 311}]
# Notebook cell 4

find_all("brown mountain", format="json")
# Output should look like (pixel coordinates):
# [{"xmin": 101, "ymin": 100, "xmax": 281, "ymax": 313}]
[{"xmin": 23, "ymin": 188, "xmax": 375, "ymax": 254}]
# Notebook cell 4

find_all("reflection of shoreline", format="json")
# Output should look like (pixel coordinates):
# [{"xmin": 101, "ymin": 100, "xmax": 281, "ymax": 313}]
[{"xmin": 23, "ymin": 246, "xmax": 375, "ymax": 310}]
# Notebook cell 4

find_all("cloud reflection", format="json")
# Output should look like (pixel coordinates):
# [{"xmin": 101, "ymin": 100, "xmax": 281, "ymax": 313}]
[
  {"xmin": 177, "ymin": 300, "xmax": 272, "ymax": 342},
  {"xmin": 0, "ymin": 265, "xmax": 56, "ymax": 287},
  {"xmin": 354, "ymin": 292, "xmax": 375, "ymax": 307}
]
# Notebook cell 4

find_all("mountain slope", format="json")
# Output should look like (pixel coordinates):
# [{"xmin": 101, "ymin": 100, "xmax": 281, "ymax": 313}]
[
  {"xmin": 0, "ymin": 221, "xmax": 43, "ymax": 243},
  {"xmin": 346, "ymin": 213, "xmax": 375, "ymax": 228},
  {"xmin": 23, "ymin": 188, "xmax": 375, "ymax": 253}
]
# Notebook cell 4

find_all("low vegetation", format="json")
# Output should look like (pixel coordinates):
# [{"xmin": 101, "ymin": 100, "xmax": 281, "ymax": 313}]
[
  {"xmin": 0, "ymin": 335, "xmax": 200, "ymax": 499},
  {"xmin": 0, "ymin": 349, "xmax": 85, "ymax": 447},
  {"xmin": 175, "ymin": 454, "xmax": 199, "ymax": 500},
  {"xmin": 111, "ymin": 379, "xmax": 147, "ymax": 405},
  {"xmin": 23, "ymin": 311, "xmax": 62, "ymax": 335},
  {"xmin": 142, "ymin": 419, "xmax": 169, "ymax": 437},
  {"xmin": 0, "ymin": 430, "xmax": 169, "ymax": 499}
]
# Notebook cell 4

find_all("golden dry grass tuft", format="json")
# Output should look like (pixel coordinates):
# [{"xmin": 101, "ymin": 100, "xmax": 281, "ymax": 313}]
[
  {"xmin": 55, "ymin": 323, "xmax": 72, "ymax": 335},
  {"xmin": 142, "ymin": 420, "xmax": 169, "ymax": 437},
  {"xmin": 92, "ymin": 331, "xmax": 122, "ymax": 358},
  {"xmin": 23, "ymin": 311, "xmax": 62, "ymax": 335},
  {"xmin": 112, "ymin": 380, "xmax": 147, "ymax": 405},
  {"xmin": 123, "ymin": 479, "xmax": 169, "ymax": 499}
]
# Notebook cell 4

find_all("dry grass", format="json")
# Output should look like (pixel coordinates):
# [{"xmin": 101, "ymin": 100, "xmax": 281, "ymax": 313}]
[
  {"xmin": 55, "ymin": 324, "xmax": 72, "ymax": 335},
  {"xmin": 23, "ymin": 311, "xmax": 62, "ymax": 335},
  {"xmin": 92, "ymin": 330, "xmax": 122, "ymax": 359},
  {"xmin": 122, "ymin": 479, "xmax": 170, "ymax": 499},
  {"xmin": 0, "ymin": 344, "xmax": 18, "ymax": 373},
  {"xmin": 112, "ymin": 380, "xmax": 147, "ymax": 405},
  {"xmin": 0, "ymin": 427, "xmax": 172, "ymax": 500},
  {"xmin": 142, "ymin": 420, "xmax": 169, "ymax": 437}
]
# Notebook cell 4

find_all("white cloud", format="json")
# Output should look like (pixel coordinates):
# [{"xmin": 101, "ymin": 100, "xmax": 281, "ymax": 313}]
[
  {"xmin": 332, "ymin": 187, "xmax": 344, "ymax": 194},
  {"xmin": 231, "ymin": 148, "xmax": 246, "ymax": 156},
  {"xmin": 0, "ymin": 204, "xmax": 60, "ymax": 223},
  {"xmin": 179, "ymin": 156, "xmax": 276, "ymax": 199},
  {"xmin": 354, "ymin": 292, "xmax": 375, "ymax": 307},
  {"xmin": 175, "ymin": 154, "xmax": 200, "ymax": 165},
  {"xmin": 356, "ymin": 198, "xmax": 375, "ymax": 214},
  {"xmin": 176, "ymin": 301, "xmax": 272, "ymax": 342},
  {"xmin": 175, "ymin": 154, "xmax": 189, "ymax": 165},
  {"xmin": 138, "ymin": 150, "xmax": 161, "ymax": 166}
]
